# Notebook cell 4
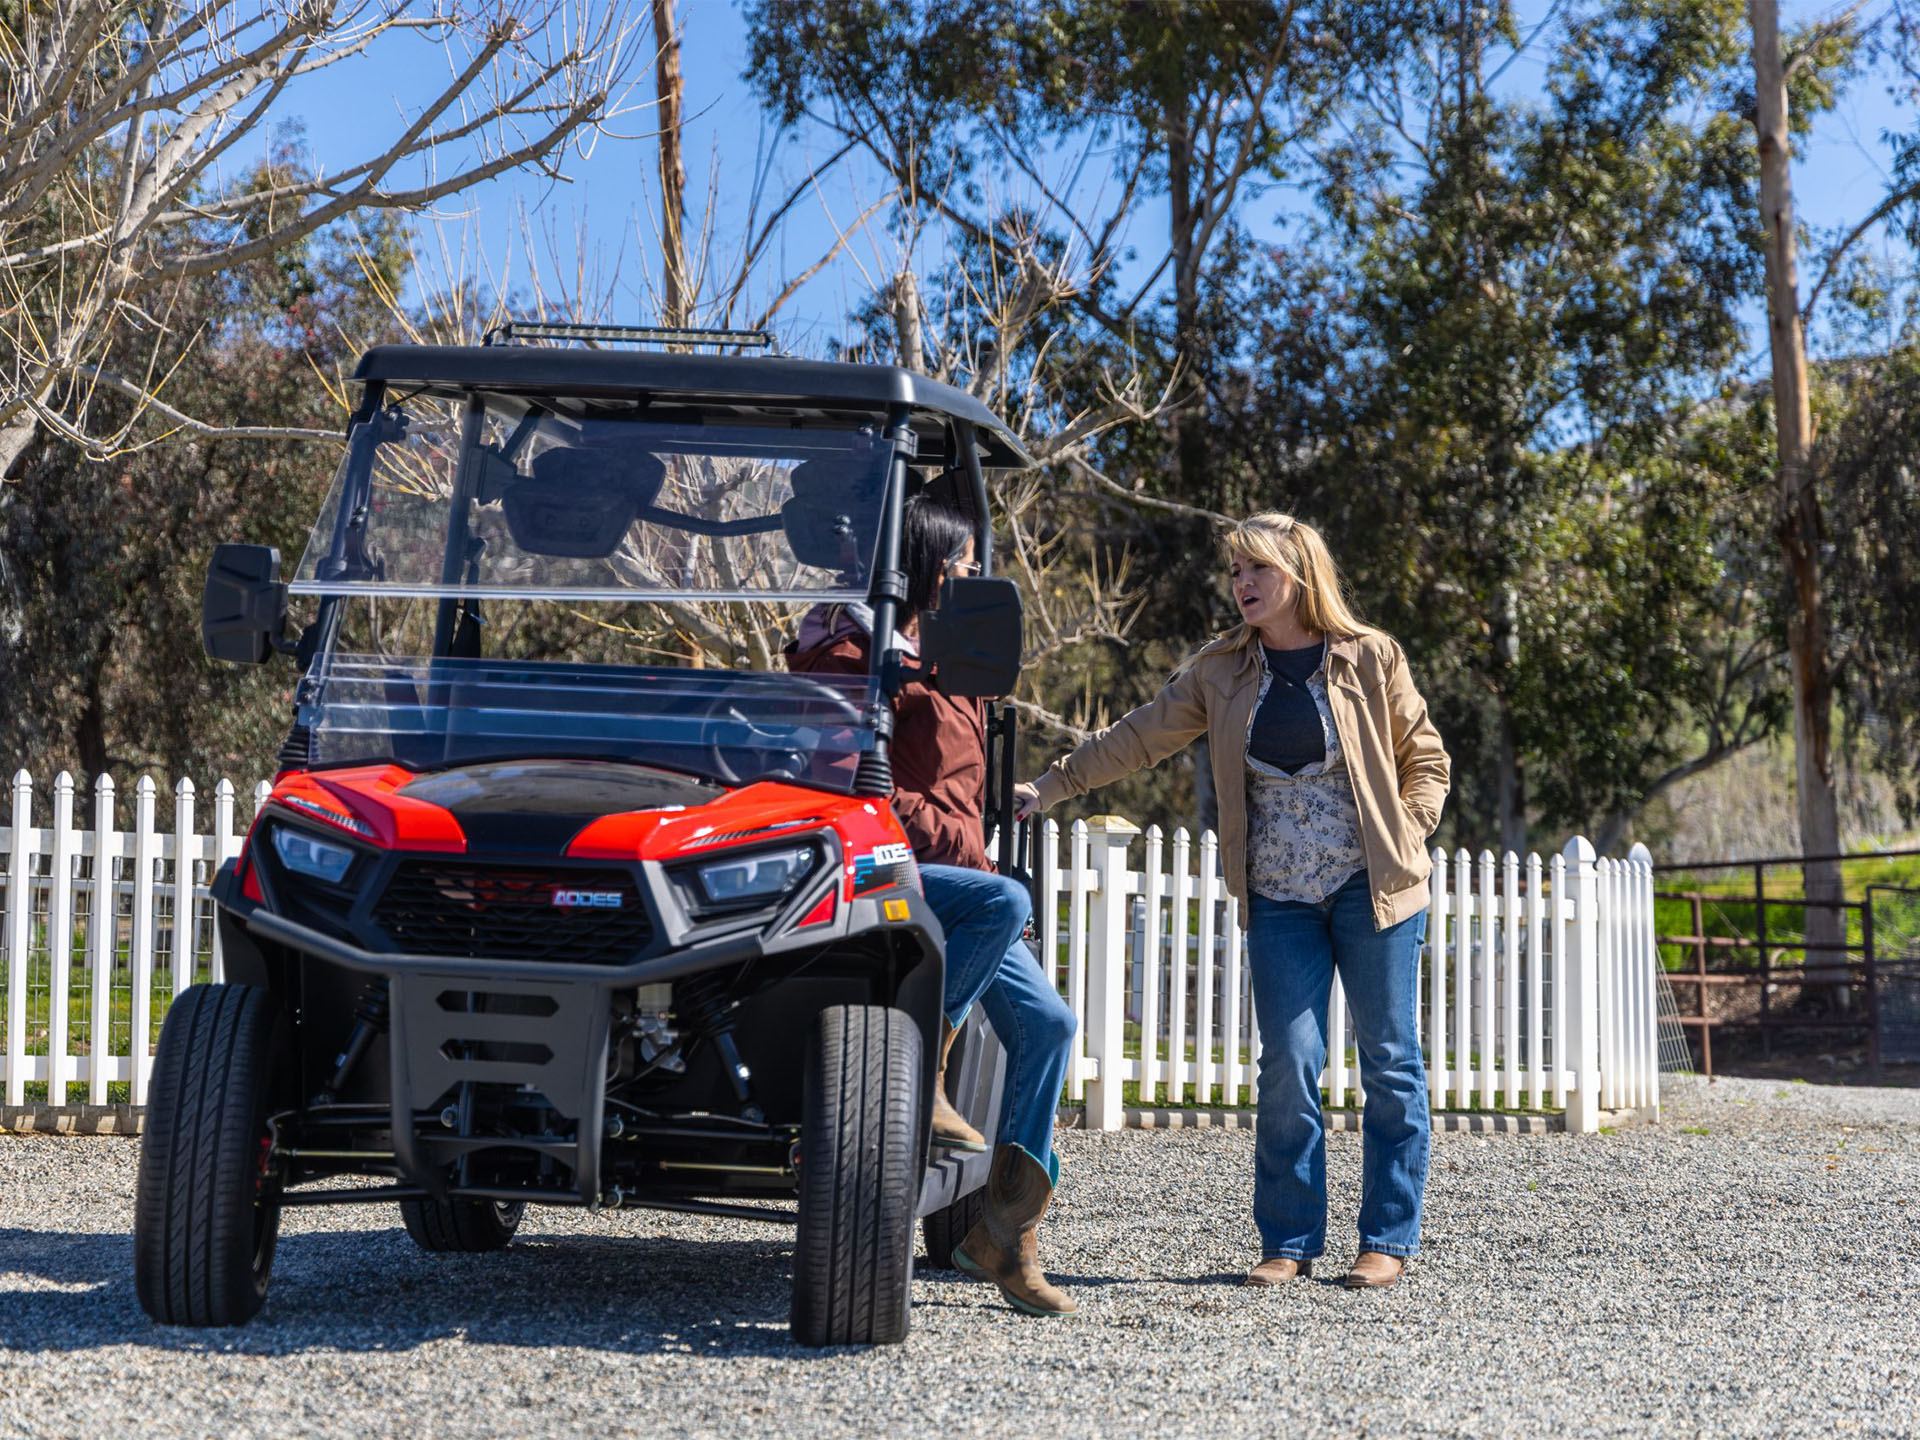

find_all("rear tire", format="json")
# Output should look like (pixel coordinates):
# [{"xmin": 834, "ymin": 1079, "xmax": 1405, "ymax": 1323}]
[
  {"xmin": 922, "ymin": 1185, "xmax": 988, "ymax": 1270},
  {"xmin": 133, "ymin": 984, "xmax": 283, "ymax": 1326},
  {"xmin": 790, "ymin": 1004, "xmax": 923, "ymax": 1347},
  {"xmin": 400, "ymin": 1196, "xmax": 525, "ymax": 1252}
]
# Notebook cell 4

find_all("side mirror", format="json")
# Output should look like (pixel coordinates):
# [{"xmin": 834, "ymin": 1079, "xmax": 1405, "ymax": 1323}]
[
  {"xmin": 920, "ymin": 576, "xmax": 1023, "ymax": 698},
  {"xmin": 202, "ymin": 543, "xmax": 288, "ymax": 665}
]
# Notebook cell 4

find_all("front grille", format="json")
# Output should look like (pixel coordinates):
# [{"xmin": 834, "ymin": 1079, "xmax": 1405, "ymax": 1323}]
[{"xmin": 371, "ymin": 861, "xmax": 652, "ymax": 965}]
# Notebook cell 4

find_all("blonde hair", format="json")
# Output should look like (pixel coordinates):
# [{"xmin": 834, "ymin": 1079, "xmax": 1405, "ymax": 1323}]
[{"xmin": 1219, "ymin": 512, "xmax": 1375, "ymax": 653}]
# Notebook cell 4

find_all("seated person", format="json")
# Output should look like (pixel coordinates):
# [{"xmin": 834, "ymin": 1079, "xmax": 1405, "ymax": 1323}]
[{"xmin": 785, "ymin": 496, "xmax": 1078, "ymax": 1317}]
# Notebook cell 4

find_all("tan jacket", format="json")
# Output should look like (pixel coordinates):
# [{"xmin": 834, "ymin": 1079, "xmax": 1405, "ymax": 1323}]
[{"xmin": 1032, "ymin": 630, "xmax": 1450, "ymax": 931}]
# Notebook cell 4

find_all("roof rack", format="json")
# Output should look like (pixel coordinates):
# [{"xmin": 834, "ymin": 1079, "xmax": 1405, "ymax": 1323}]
[{"xmin": 481, "ymin": 321, "xmax": 777, "ymax": 351}]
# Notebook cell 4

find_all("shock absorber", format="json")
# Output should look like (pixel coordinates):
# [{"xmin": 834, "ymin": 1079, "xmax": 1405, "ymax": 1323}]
[
  {"xmin": 676, "ymin": 973, "xmax": 761, "ymax": 1123},
  {"xmin": 315, "ymin": 978, "xmax": 390, "ymax": 1104}
]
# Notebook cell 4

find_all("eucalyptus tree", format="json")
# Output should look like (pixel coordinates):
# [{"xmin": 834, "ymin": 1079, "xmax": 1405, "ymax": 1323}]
[{"xmin": 1293, "ymin": 0, "xmax": 1795, "ymax": 852}]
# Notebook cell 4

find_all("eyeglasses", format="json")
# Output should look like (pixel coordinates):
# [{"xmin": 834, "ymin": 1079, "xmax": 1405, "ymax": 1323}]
[{"xmin": 947, "ymin": 559, "xmax": 982, "ymax": 578}]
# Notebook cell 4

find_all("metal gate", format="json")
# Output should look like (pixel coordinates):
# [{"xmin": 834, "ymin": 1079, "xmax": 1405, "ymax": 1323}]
[{"xmin": 1869, "ymin": 885, "xmax": 1920, "ymax": 1065}]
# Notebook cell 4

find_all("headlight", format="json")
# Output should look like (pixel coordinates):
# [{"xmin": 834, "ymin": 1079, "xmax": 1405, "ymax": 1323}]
[
  {"xmin": 689, "ymin": 844, "xmax": 816, "ymax": 911},
  {"xmin": 272, "ymin": 825, "xmax": 357, "ymax": 885}
]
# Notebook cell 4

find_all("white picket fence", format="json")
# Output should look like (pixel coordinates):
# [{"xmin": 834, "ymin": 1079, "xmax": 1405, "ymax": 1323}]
[
  {"xmin": 0, "ymin": 772, "xmax": 1660, "ymax": 1132},
  {"xmin": 0, "ymin": 771, "xmax": 273, "ymax": 1109},
  {"xmin": 1024, "ymin": 817, "xmax": 1660, "ymax": 1133}
]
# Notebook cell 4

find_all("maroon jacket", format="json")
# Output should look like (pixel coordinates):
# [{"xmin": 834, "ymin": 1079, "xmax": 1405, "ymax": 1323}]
[{"xmin": 785, "ymin": 604, "xmax": 989, "ymax": 871}]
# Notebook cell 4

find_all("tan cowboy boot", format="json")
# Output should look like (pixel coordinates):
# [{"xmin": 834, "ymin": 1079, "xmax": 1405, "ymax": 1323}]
[
  {"xmin": 931, "ymin": 1019, "xmax": 987, "ymax": 1152},
  {"xmin": 1243, "ymin": 1257, "xmax": 1313, "ymax": 1286},
  {"xmin": 952, "ymin": 1145, "xmax": 1077, "ymax": 1315},
  {"xmin": 1342, "ymin": 1252, "xmax": 1405, "ymax": 1289}
]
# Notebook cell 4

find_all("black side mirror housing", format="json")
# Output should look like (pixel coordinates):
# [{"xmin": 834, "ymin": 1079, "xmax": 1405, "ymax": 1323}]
[
  {"xmin": 202, "ymin": 543, "xmax": 288, "ymax": 664},
  {"xmin": 920, "ymin": 576, "xmax": 1023, "ymax": 698}
]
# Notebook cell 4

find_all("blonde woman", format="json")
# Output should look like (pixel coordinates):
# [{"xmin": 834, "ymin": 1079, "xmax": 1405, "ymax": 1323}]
[{"xmin": 1015, "ymin": 513, "xmax": 1449, "ymax": 1289}]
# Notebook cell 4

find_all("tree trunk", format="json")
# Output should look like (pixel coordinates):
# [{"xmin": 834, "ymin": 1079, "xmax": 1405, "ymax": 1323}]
[
  {"xmin": 890, "ymin": 269, "xmax": 923, "ymax": 373},
  {"xmin": 76, "ymin": 650, "xmax": 110, "ymax": 782},
  {"xmin": 651, "ymin": 0, "xmax": 689, "ymax": 329},
  {"xmin": 0, "ymin": 411, "xmax": 40, "ymax": 481},
  {"xmin": 1750, "ymin": 0, "xmax": 1847, "ymax": 999},
  {"xmin": 1496, "ymin": 694, "xmax": 1527, "ymax": 858}
]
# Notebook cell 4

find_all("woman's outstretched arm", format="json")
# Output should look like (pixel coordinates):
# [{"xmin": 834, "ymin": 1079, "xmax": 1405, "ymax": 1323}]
[{"xmin": 1014, "ymin": 665, "xmax": 1211, "ymax": 819}]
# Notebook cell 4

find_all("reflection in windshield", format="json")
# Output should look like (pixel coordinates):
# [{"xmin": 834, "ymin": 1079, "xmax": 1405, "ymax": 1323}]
[
  {"xmin": 293, "ymin": 398, "xmax": 891, "ymax": 603},
  {"xmin": 299, "ymin": 655, "xmax": 877, "ymax": 792}
]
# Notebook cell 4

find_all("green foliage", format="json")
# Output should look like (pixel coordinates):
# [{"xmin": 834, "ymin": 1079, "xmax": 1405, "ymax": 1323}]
[
  {"xmin": 1819, "ymin": 348, "xmax": 1920, "ymax": 822},
  {"xmin": 1262, "ymin": 0, "xmax": 1798, "ymax": 848}
]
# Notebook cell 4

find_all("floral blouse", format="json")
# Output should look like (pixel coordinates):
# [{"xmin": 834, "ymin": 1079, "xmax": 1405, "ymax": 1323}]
[{"xmin": 1243, "ymin": 655, "xmax": 1366, "ymax": 905}]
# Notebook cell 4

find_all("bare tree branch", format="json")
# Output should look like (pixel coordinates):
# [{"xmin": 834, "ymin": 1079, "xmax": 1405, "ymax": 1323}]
[{"xmin": 60, "ymin": 363, "xmax": 345, "ymax": 450}]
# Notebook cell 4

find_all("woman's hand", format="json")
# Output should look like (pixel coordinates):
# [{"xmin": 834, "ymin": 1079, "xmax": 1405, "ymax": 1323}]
[{"xmin": 1013, "ymin": 781, "xmax": 1044, "ymax": 821}]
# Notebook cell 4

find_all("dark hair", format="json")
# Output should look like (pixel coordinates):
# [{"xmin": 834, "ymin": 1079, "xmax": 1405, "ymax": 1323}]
[{"xmin": 900, "ymin": 495, "xmax": 975, "ymax": 622}]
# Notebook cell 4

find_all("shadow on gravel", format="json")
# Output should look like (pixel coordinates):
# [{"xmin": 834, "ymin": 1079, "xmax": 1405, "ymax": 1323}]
[{"xmin": 0, "ymin": 1225, "xmax": 857, "ymax": 1359}]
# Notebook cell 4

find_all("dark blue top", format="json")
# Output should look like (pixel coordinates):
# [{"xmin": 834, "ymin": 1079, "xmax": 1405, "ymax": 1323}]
[{"xmin": 1246, "ymin": 642, "xmax": 1327, "ymax": 775}]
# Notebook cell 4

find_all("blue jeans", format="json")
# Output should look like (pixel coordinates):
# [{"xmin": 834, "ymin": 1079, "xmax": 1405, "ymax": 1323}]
[
  {"xmin": 1247, "ymin": 872, "xmax": 1429, "ymax": 1260},
  {"xmin": 919, "ymin": 864, "xmax": 1076, "ymax": 1176}
]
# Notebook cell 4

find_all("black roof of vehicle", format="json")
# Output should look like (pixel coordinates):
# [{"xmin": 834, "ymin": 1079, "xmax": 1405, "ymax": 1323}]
[{"xmin": 352, "ymin": 344, "xmax": 1035, "ymax": 469}]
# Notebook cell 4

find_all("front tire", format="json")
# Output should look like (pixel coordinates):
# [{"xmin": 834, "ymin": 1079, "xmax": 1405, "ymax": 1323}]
[
  {"xmin": 134, "ymin": 984, "xmax": 283, "ymax": 1326},
  {"xmin": 790, "ymin": 1005, "xmax": 923, "ymax": 1347},
  {"xmin": 400, "ymin": 1196, "xmax": 525, "ymax": 1252}
]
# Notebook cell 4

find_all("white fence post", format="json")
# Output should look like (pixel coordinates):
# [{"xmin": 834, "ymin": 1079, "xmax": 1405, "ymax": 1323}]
[
  {"xmin": 1427, "ymin": 848, "xmax": 1448, "ymax": 1106},
  {"xmin": 1083, "ymin": 816, "xmax": 1137, "ymax": 1131},
  {"xmin": 1064, "ymin": 819, "xmax": 1089, "ymax": 1102},
  {"xmin": 47, "ymin": 773, "xmax": 77, "ymax": 1107},
  {"xmin": 211, "ymin": 778, "xmax": 239, "ymax": 982},
  {"xmin": 1502, "ymin": 849, "xmax": 1521, "ymax": 1109},
  {"xmin": 1139, "ymin": 825, "xmax": 1164, "ymax": 1106},
  {"xmin": 172, "ymin": 778, "xmax": 196, "ymax": 998},
  {"xmin": 1630, "ymin": 842, "xmax": 1660, "ymax": 1120},
  {"xmin": 1222, "ymin": 892, "xmax": 1243, "ymax": 1105},
  {"xmin": 129, "ymin": 776, "xmax": 159, "ymax": 1107},
  {"xmin": 1564, "ymin": 835, "xmax": 1601, "ymax": 1133},
  {"xmin": 1195, "ymin": 831, "xmax": 1219, "ymax": 1106},
  {"xmin": 1328, "ymin": 971, "xmax": 1350, "ymax": 1109},
  {"xmin": 1526, "ymin": 850, "xmax": 1545, "ymax": 1112},
  {"xmin": 1452, "ymin": 848, "xmax": 1472, "ymax": 1111},
  {"xmin": 5, "ymin": 771, "xmax": 32, "ymax": 1106},
  {"xmin": 88, "ymin": 774, "xmax": 118, "ymax": 1103},
  {"xmin": 1478, "ymin": 849, "xmax": 1496, "ymax": 1109},
  {"xmin": 1167, "ymin": 828, "xmax": 1191, "ymax": 1106}
]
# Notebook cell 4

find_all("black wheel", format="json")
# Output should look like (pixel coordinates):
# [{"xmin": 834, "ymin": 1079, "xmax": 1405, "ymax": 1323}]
[
  {"xmin": 791, "ymin": 1004, "xmax": 923, "ymax": 1347},
  {"xmin": 922, "ymin": 1185, "xmax": 988, "ymax": 1270},
  {"xmin": 134, "ymin": 983, "xmax": 284, "ymax": 1326},
  {"xmin": 400, "ymin": 1196, "xmax": 525, "ymax": 1252}
]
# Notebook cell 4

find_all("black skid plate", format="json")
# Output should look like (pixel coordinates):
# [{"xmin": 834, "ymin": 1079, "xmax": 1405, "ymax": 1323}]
[{"xmin": 387, "ymin": 971, "xmax": 614, "ymax": 1202}]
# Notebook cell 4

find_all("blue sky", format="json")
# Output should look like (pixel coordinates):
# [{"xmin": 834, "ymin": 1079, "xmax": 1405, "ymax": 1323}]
[{"xmin": 274, "ymin": 0, "xmax": 1916, "ymax": 365}]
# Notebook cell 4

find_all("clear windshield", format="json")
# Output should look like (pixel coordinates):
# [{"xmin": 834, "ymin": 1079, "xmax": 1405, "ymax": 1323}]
[
  {"xmin": 292, "ymin": 394, "xmax": 891, "ymax": 602},
  {"xmin": 299, "ymin": 655, "xmax": 878, "ymax": 791}
]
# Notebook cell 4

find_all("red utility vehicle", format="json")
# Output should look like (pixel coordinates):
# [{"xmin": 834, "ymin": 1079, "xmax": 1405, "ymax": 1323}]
[{"xmin": 136, "ymin": 323, "xmax": 1032, "ymax": 1346}]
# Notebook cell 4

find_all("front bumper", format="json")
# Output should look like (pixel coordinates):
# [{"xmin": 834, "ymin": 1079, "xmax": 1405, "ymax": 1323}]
[{"xmin": 216, "ymin": 864, "xmax": 946, "ymax": 1205}]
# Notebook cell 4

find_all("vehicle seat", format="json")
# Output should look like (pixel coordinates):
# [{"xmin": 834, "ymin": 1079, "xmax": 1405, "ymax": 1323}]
[
  {"xmin": 782, "ymin": 458, "xmax": 881, "ymax": 578},
  {"xmin": 499, "ymin": 446, "xmax": 666, "ymax": 559}
]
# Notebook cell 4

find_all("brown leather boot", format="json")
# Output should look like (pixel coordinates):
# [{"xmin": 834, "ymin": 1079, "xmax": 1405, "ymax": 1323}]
[
  {"xmin": 1242, "ymin": 1257, "xmax": 1313, "ymax": 1286},
  {"xmin": 1342, "ymin": 1252, "xmax": 1405, "ymax": 1289},
  {"xmin": 952, "ymin": 1145, "xmax": 1077, "ymax": 1315},
  {"xmin": 931, "ymin": 1019, "xmax": 987, "ymax": 1152}
]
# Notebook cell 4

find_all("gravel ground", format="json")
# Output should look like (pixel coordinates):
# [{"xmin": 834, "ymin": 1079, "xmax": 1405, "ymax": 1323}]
[{"xmin": 2, "ymin": 1075, "xmax": 1916, "ymax": 1439}]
